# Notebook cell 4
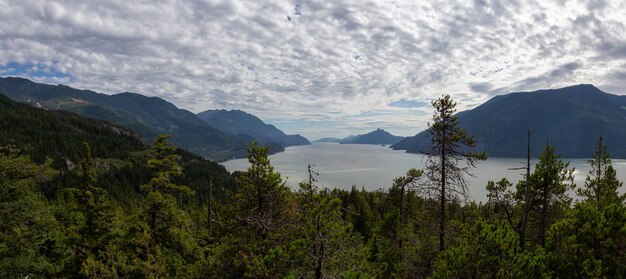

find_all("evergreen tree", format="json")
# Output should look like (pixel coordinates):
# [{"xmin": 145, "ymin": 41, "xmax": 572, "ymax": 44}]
[
  {"xmin": 132, "ymin": 134, "xmax": 200, "ymax": 277},
  {"xmin": 292, "ymin": 165, "xmax": 370, "ymax": 278},
  {"xmin": 231, "ymin": 141, "xmax": 292, "ymax": 276},
  {"xmin": 430, "ymin": 221, "xmax": 522, "ymax": 278},
  {"xmin": 545, "ymin": 201, "xmax": 626, "ymax": 277},
  {"xmin": 0, "ymin": 146, "xmax": 67, "ymax": 277},
  {"xmin": 425, "ymin": 94, "xmax": 487, "ymax": 251},
  {"xmin": 532, "ymin": 144, "xmax": 575, "ymax": 247},
  {"xmin": 577, "ymin": 136, "xmax": 624, "ymax": 206}
]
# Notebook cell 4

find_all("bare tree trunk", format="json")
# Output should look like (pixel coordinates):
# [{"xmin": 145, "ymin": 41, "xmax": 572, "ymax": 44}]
[
  {"xmin": 519, "ymin": 130, "xmax": 532, "ymax": 250},
  {"xmin": 440, "ymin": 136, "xmax": 446, "ymax": 252},
  {"xmin": 539, "ymin": 183, "xmax": 548, "ymax": 247}
]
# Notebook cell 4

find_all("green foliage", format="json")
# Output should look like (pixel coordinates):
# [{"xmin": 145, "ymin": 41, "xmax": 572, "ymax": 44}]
[
  {"xmin": 0, "ymin": 93, "xmax": 145, "ymax": 167},
  {"xmin": 545, "ymin": 201, "xmax": 626, "ymax": 278},
  {"xmin": 577, "ymin": 136, "xmax": 625, "ymax": 206},
  {"xmin": 426, "ymin": 94, "xmax": 487, "ymax": 251},
  {"xmin": 1, "ymin": 91, "xmax": 625, "ymax": 278},
  {"xmin": 430, "ymin": 221, "xmax": 521, "ymax": 278},
  {"xmin": 292, "ymin": 167, "xmax": 370, "ymax": 278},
  {"xmin": 227, "ymin": 141, "xmax": 293, "ymax": 276},
  {"xmin": 0, "ymin": 147, "xmax": 67, "ymax": 277}
]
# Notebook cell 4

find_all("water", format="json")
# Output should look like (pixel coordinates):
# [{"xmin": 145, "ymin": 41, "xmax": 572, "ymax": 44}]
[{"xmin": 222, "ymin": 143, "xmax": 626, "ymax": 203}]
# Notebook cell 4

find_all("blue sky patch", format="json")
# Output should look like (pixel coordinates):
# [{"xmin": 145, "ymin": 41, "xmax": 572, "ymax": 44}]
[
  {"xmin": 0, "ymin": 61, "xmax": 73, "ymax": 81},
  {"xmin": 388, "ymin": 99, "xmax": 429, "ymax": 108}
]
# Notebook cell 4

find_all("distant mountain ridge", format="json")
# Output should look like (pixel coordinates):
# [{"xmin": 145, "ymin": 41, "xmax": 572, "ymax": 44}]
[
  {"xmin": 315, "ymin": 137, "xmax": 346, "ymax": 143},
  {"xmin": 392, "ymin": 84, "xmax": 626, "ymax": 158},
  {"xmin": 196, "ymin": 109, "xmax": 310, "ymax": 148},
  {"xmin": 0, "ymin": 77, "xmax": 247, "ymax": 161},
  {"xmin": 315, "ymin": 129, "xmax": 404, "ymax": 145},
  {"xmin": 345, "ymin": 128, "xmax": 405, "ymax": 145}
]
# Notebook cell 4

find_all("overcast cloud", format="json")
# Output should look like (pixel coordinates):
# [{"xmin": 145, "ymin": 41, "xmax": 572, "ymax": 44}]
[{"xmin": 1, "ymin": 0, "xmax": 625, "ymax": 139}]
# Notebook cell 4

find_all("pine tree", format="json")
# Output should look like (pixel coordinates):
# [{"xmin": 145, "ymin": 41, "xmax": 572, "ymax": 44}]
[
  {"xmin": 532, "ymin": 144, "xmax": 574, "ymax": 247},
  {"xmin": 425, "ymin": 94, "xmax": 486, "ymax": 251},
  {"xmin": 293, "ymin": 165, "xmax": 370, "ymax": 278},
  {"xmin": 486, "ymin": 130, "xmax": 535, "ymax": 250},
  {"xmin": 142, "ymin": 134, "xmax": 193, "ymax": 237},
  {"xmin": 232, "ymin": 141, "xmax": 292, "ymax": 276},
  {"xmin": 577, "ymin": 136, "xmax": 624, "ymax": 206},
  {"xmin": 134, "ymin": 135, "xmax": 199, "ymax": 277},
  {"xmin": 0, "ymin": 145, "xmax": 66, "ymax": 277}
]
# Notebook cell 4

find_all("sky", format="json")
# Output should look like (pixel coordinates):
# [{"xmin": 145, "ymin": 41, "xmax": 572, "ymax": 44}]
[{"xmin": 1, "ymin": 0, "xmax": 625, "ymax": 140}]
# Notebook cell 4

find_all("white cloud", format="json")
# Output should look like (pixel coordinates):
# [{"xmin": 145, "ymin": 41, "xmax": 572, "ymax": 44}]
[{"xmin": 1, "ymin": 0, "xmax": 625, "ymax": 139}]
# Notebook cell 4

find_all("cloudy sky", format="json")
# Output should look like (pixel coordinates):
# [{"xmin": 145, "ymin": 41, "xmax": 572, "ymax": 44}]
[{"xmin": 1, "ymin": 0, "xmax": 625, "ymax": 140}]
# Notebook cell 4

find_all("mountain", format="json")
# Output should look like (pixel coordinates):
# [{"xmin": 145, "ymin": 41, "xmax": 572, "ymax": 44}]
[
  {"xmin": 392, "ymin": 84, "xmax": 626, "ymax": 158},
  {"xmin": 315, "ymin": 137, "xmax": 344, "ymax": 143},
  {"xmin": 314, "ymin": 135, "xmax": 359, "ymax": 143},
  {"xmin": 339, "ymin": 135, "xmax": 361, "ymax": 144},
  {"xmin": 341, "ymin": 128, "xmax": 404, "ymax": 144},
  {"xmin": 0, "ymin": 92, "xmax": 145, "ymax": 166},
  {"xmin": 196, "ymin": 109, "xmax": 310, "ymax": 147},
  {"xmin": 315, "ymin": 136, "xmax": 357, "ymax": 143},
  {"xmin": 341, "ymin": 129, "xmax": 405, "ymax": 145},
  {"xmin": 0, "ymin": 77, "xmax": 248, "ymax": 161}
]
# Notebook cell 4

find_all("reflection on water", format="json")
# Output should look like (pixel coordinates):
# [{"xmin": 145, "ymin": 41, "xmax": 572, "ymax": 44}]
[{"xmin": 222, "ymin": 143, "xmax": 626, "ymax": 203}]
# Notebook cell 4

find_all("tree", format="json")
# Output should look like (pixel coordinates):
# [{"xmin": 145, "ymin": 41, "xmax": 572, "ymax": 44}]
[
  {"xmin": 545, "ymin": 201, "xmax": 626, "ymax": 277},
  {"xmin": 231, "ymin": 141, "xmax": 292, "ymax": 276},
  {"xmin": 430, "ymin": 221, "xmax": 522, "ymax": 279},
  {"xmin": 392, "ymin": 168, "xmax": 423, "ymax": 227},
  {"xmin": 424, "ymin": 94, "xmax": 486, "ymax": 251},
  {"xmin": 134, "ymin": 135, "xmax": 199, "ymax": 277},
  {"xmin": 577, "ymin": 136, "xmax": 624, "ymax": 206},
  {"xmin": 142, "ymin": 134, "xmax": 193, "ymax": 236},
  {"xmin": 57, "ymin": 142, "xmax": 117, "ymax": 276},
  {"xmin": 0, "ymin": 146, "xmax": 66, "ymax": 277},
  {"xmin": 487, "ymin": 130, "xmax": 536, "ymax": 250},
  {"xmin": 291, "ymin": 165, "xmax": 369, "ymax": 278},
  {"xmin": 532, "ymin": 144, "xmax": 574, "ymax": 247}
]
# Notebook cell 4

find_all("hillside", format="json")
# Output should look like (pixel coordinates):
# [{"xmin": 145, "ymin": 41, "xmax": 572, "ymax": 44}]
[
  {"xmin": 346, "ymin": 128, "xmax": 405, "ymax": 145},
  {"xmin": 339, "ymin": 135, "xmax": 360, "ymax": 144},
  {"xmin": 0, "ymin": 91, "xmax": 235, "ymax": 202},
  {"xmin": 0, "ymin": 92, "xmax": 144, "ymax": 165},
  {"xmin": 0, "ymin": 77, "xmax": 247, "ymax": 161},
  {"xmin": 392, "ymin": 84, "xmax": 626, "ymax": 158},
  {"xmin": 196, "ymin": 109, "xmax": 310, "ymax": 147}
]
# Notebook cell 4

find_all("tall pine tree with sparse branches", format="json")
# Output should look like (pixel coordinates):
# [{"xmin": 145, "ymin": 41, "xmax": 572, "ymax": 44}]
[{"xmin": 425, "ymin": 94, "xmax": 487, "ymax": 251}]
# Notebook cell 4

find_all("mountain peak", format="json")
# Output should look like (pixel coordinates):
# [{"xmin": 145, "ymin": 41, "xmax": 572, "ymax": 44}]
[
  {"xmin": 343, "ymin": 128, "xmax": 404, "ymax": 145},
  {"xmin": 393, "ymin": 84, "xmax": 626, "ymax": 158},
  {"xmin": 196, "ymin": 109, "xmax": 310, "ymax": 147}
]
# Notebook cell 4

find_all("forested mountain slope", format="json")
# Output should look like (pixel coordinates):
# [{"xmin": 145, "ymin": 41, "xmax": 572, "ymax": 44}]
[
  {"xmin": 393, "ymin": 84, "xmax": 626, "ymax": 157},
  {"xmin": 0, "ymin": 77, "xmax": 248, "ymax": 161}
]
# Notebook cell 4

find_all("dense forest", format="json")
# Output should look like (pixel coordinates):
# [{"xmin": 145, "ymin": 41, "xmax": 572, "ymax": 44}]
[{"xmin": 1, "ymin": 93, "xmax": 624, "ymax": 278}]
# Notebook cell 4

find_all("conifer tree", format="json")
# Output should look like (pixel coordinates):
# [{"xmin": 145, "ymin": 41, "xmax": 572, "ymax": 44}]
[
  {"xmin": 486, "ymin": 130, "xmax": 536, "ymax": 250},
  {"xmin": 232, "ymin": 141, "xmax": 291, "ymax": 275},
  {"xmin": 133, "ymin": 135, "xmax": 199, "ymax": 277},
  {"xmin": 293, "ymin": 165, "xmax": 369, "ymax": 278},
  {"xmin": 532, "ymin": 144, "xmax": 574, "ymax": 247},
  {"xmin": 0, "ymin": 146, "xmax": 65, "ymax": 277},
  {"xmin": 577, "ymin": 136, "xmax": 624, "ymax": 206},
  {"xmin": 425, "ymin": 94, "xmax": 486, "ymax": 251}
]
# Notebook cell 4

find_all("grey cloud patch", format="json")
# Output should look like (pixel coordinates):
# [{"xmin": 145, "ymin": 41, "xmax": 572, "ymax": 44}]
[
  {"xmin": 469, "ymin": 82, "xmax": 493, "ymax": 93},
  {"xmin": 510, "ymin": 62, "xmax": 583, "ymax": 92},
  {"xmin": 1, "ymin": 0, "xmax": 625, "ymax": 139}
]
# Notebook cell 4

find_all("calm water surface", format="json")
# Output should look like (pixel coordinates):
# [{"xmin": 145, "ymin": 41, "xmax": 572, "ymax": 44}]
[{"xmin": 222, "ymin": 143, "xmax": 626, "ymax": 203}]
